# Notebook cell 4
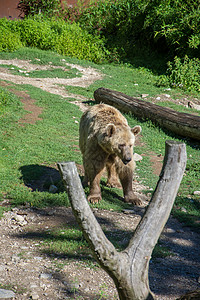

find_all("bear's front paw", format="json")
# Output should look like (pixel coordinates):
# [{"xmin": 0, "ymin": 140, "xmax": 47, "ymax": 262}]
[
  {"xmin": 106, "ymin": 180, "xmax": 121, "ymax": 189},
  {"xmin": 88, "ymin": 194, "xmax": 102, "ymax": 204},
  {"xmin": 124, "ymin": 193, "xmax": 143, "ymax": 206}
]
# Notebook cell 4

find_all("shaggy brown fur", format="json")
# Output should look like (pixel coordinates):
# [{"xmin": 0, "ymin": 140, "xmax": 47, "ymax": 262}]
[{"xmin": 79, "ymin": 104, "xmax": 142, "ymax": 205}]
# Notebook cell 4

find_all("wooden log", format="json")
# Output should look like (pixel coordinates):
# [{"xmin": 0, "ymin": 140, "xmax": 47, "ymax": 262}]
[
  {"xmin": 94, "ymin": 87, "xmax": 200, "ymax": 141},
  {"xmin": 58, "ymin": 140, "xmax": 187, "ymax": 300}
]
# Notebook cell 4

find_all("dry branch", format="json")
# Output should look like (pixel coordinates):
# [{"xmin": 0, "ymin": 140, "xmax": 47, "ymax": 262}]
[
  {"xmin": 58, "ymin": 140, "xmax": 187, "ymax": 300},
  {"xmin": 94, "ymin": 87, "xmax": 200, "ymax": 141}
]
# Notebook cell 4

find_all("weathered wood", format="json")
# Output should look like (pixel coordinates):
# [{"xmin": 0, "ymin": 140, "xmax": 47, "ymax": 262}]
[
  {"xmin": 57, "ymin": 140, "xmax": 187, "ymax": 300},
  {"xmin": 94, "ymin": 87, "xmax": 200, "ymax": 141}
]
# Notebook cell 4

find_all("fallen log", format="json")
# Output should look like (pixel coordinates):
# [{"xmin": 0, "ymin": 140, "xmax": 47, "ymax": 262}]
[
  {"xmin": 58, "ymin": 140, "xmax": 187, "ymax": 300},
  {"xmin": 94, "ymin": 87, "xmax": 200, "ymax": 141}
]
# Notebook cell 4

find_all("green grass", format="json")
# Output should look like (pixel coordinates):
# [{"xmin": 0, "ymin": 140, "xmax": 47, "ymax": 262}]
[{"xmin": 0, "ymin": 48, "xmax": 199, "ymax": 262}]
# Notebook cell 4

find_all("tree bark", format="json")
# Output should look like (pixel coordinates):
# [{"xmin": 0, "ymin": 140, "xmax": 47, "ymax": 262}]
[
  {"xmin": 94, "ymin": 87, "xmax": 200, "ymax": 141},
  {"xmin": 57, "ymin": 140, "xmax": 187, "ymax": 300}
]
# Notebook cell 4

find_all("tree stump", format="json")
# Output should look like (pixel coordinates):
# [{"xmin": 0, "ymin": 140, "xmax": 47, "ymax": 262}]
[
  {"xmin": 58, "ymin": 140, "xmax": 187, "ymax": 300},
  {"xmin": 94, "ymin": 87, "xmax": 200, "ymax": 141}
]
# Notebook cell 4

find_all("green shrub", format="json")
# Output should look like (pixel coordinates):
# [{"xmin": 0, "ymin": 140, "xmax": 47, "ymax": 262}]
[
  {"xmin": 18, "ymin": 16, "xmax": 54, "ymax": 50},
  {"xmin": 167, "ymin": 56, "xmax": 200, "ymax": 92},
  {"xmin": 64, "ymin": 0, "xmax": 200, "ymax": 59},
  {"xmin": 0, "ymin": 26, "xmax": 23, "ymax": 52},
  {"xmin": 0, "ymin": 16, "xmax": 110, "ymax": 63},
  {"xmin": 151, "ymin": 0, "xmax": 200, "ymax": 56},
  {"xmin": 53, "ymin": 21, "xmax": 109, "ymax": 63}
]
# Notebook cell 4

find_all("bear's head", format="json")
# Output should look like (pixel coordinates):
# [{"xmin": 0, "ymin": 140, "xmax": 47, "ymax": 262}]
[{"xmin": 98, "ymin": 124, "xmax": 141, "ymax": 165}]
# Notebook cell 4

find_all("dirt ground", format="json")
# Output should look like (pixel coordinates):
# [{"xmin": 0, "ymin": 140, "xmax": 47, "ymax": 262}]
[{"xmin": 0, "ymin": 59, "xmax": 200, "ymax": 300}]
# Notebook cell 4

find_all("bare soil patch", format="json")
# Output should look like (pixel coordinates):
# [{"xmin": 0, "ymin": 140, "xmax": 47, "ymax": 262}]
[
  {"xmin": 0, "ymin": 60, "xmax": 199, "ymax": 299},
  {"xmin": 0, "ymin": 205, "xmax": 199, "ymax": 300}
]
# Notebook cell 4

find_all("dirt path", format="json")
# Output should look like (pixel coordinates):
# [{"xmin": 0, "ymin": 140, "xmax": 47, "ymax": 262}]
[
  {"xmin": 0, "ymin": 59, "xmax": 200, "ymax": 299},
  {"xmin": 0, "ymin": 59, "xmax": 102, "ymax": 101}
]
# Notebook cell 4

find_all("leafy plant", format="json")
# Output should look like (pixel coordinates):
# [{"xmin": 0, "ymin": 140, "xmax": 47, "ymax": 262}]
[
  {"xmin": 0, "ymin": 27, "xmax": 23, "ymax": 52},
  {"xmin": 53, "ymin": 21, "xmax": 109, "ymax": 63},
  {"xmin": 0, "ymin": 16, "xmax": 110, "ymax": 64},
  {"xmin": 167, "ymin": 56, "xmax": 200, "ymax": 92},
  {"xmin": 18, "ymin": 16, "xmax": 54, "ymax": 50}
]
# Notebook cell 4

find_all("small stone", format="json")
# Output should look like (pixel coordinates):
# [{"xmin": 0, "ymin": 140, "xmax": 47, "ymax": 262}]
[
  {"xmin": 164, "ymin": 94, "xmax": 171, "ymax": 98},
  {"xmin": 34, "ymin": 256, "xmax": 43, "ymax": 260},
  {"xmin": 64, "ymin": 282, "xmax": 79, "ymax": 292},
  {"xmin": 13, "ymin": 214, "xmax": 25, "ymax": 223},
  {"xmin": 0, "ymin": 265, "xmax": 6, "ymax": 272},
  {"xmin": 0, "ymin": 288, "xmax": 15, "ymax": 299},
  {"xmin": 181, "ymin": 207, "xmax": 187, "ymax": 213},
  {"xmin": 156, "ymin": 97, "xmax": 161, "ymax": 100},
  {"xmin": 49, "ymin": 185, "xmax": 58, "ymax": 193},
  {"xmin": 122, "ymin": 209, "xmax": 135, "ymax": 214},
  {"xmin": 133, "ymin": 153, "xmax": 143, "ymax": 161},
  {"xmin": 39, "ymin": 273, "xmax": 52, "ymax": 280},
  {"xmin": 30, "ymin": 292, "xmax": 39, "ymax": 299},
  {"xmin": 193, "ymin": 191, "xmax": 200, "ymax": 195},
  {"xmin": 11, "ymin": 254, "xmax": 20, "ymax": 263},
  {"xmin": 141, "ymin": 94, "xmax": 149, "ymax": 98},
  {"xmin": 12, "ymin": 214, "xmax": 27, "ymax": 226}
]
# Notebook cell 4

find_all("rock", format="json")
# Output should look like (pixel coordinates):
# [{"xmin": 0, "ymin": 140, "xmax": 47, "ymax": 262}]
[
  {"xmin": 0, "ymin": 265, "xmax": 6, "ymax": 272},
  {"xmin": 141, "ymin": 94, "xmax": 149, "ymax": 98},
  {"xmin": 0, "ymin": 289, "xmax": 15, "ymax": 299},
  {"xmin": 30, "ymin": 292, "xmax": 39, "ymax": 299},
  {"xmin": 64, "ymin": 282, "xmax": 79, "ymax": 292},
  {"xmin": 133, "ymin": 153, "xmax": 143, "ymax": 162},
  {"xmin": 122, "ymin": 209, "xmax": 135, "ymax": 214},
  {"xmin": 39, "ymin": 273, "xmax": 52, "ymax": 280},
  {"xmin": 193, "ymin": 191, "xmax": 200, "ymax": 195},
  {"xmin": 181, "ymin": 207, "xmax": 187, "ymax": 213},
  {"xmin": 188, "ymin": 101, "xmax": 200, "ymax": 111},
  {"xmin": 49, "ymin": 185, "xmax": 58, "ymax": 193},
  {"xmin": 11, "ymin": 254, "xmax": 20, "ymax": 263},
  {"xmin": 12, "ymin": 214, "xmax": 27, "ymax": 226}
]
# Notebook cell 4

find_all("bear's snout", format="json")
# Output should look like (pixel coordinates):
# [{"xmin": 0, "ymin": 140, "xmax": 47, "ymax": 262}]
[{"xmin": 122, "ymin": 157, "xmax": 132, "ymax": 165}]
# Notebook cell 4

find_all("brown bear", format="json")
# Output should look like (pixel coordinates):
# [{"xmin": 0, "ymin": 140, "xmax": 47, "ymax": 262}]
[{"xmin": 79, "ymin": 103, "xmax": 142, "ymax": 205}]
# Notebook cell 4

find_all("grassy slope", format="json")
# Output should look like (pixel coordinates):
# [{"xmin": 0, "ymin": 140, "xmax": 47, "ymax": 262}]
[{"xmin": 0, "ymin": 48, "xmax": 199, "ymax": 258}]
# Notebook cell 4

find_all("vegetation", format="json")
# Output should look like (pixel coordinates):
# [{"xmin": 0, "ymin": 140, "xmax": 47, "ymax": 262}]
[
  {"xmin": 0, "ymin": 17, "xmax": 109, "ymax": 63},
  {"xmin": 0, "ymin": 0, "xmax": 199, "ymax": 90},
  {"xmin": 0, "ymin": 0, "xmax": 199, "ymax": 265},
  {"xmin": 0, "ymin": 48, "xmax": 199, "ymax": 233}
]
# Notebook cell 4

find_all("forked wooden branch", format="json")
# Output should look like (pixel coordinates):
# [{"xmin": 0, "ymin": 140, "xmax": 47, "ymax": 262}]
[{"xmin": 57, "ymin": 140, "xmax": 187, "ymax": 300}]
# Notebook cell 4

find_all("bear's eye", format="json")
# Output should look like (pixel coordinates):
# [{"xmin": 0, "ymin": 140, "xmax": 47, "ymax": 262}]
[{"xmin": 119, "ymin": 144, "xmax": 125, "ymax": 149}]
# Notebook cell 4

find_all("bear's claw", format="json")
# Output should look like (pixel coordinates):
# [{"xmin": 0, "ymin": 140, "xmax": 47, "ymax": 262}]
[
  {"xmin": 88, "ymin": 194, "xmax": 102, "ymax": 204},
  {"xmin": 124, "ymin": 193, "xmax": 143, "ymax": 206}
]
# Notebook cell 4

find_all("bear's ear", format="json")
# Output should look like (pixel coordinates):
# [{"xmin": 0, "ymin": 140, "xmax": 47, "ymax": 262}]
[
  {"xmin": 131, "ymin": 125, "xmax": 142, "ymax": 136},
  {"xmin": 106, "ymin": 124, "xmax": 116, "ymax": 137}
]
